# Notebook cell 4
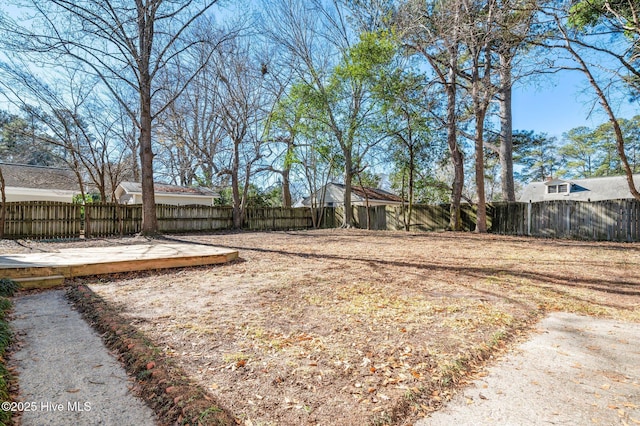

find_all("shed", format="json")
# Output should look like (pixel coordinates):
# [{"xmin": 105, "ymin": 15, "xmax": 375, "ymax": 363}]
[{"xmin": 297, "ymin": 182, "xmax": 405, "ymax": 207}]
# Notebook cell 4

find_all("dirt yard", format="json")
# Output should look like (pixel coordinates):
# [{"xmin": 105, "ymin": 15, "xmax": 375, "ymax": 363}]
[{"xmin": 4, "ymin": 230, "xmax": 640, "ymax": 425}]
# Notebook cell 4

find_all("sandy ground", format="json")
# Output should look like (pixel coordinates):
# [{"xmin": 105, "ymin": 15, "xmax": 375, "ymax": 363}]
[
  {"xmin": 421, "ymin": 312, "xmax": 640, "ymax": 425},
  {"xmin": 9, "ymin": 290, "xmax": 157, "ymax": 426},
  {"xmin": 2, "ymin": 231, "xmax": 639, "ymax": 425},
  {"xmin": 8, "ymin": 296, "xmax": 640, "ymax": 425}
]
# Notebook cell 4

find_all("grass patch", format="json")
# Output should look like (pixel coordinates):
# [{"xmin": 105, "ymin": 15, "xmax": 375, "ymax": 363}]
[
  {"xmin": 0, "ymin": 279, "xmax": 19, "ymax": 426},
  {"xmin": 0, "ymin": 279, "xmax": 19, "ymax": 297}
]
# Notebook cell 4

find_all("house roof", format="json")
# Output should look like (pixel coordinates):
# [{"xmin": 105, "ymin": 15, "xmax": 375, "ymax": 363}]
[
  {"xmin": 300, "ymin": 182, "xmax": 405, "ymax": 206},
  {"xmin": 0, "ymin": 162, "xmax": 80, "ymax": 191},
  {"xmin": 520, "ymin": 174, "xmax": 640, "ymax": 202},
  {"xmin": 117, "ymin": 181, "xmax": 219, "ymax": 198},
  {"xmin": 543, "ymin": 179, "xmax": 566, "ymax": 186},
  {"xmin": 331, "ymin": 183, "xmax": 405, "ymax": 203}
]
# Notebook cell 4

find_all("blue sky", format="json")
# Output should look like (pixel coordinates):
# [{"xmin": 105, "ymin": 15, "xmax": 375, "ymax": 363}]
[
  {"xmin": 1, "ymin": 1, "xmax": 637, "ymax": 145},
  {"xmin": 512, "ymin": 69, "xmax": 639, "ymax": 141}
]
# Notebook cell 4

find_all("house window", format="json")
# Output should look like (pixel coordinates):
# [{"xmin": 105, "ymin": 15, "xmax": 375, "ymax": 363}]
[
  {"xmin": 558, "ymin": 184, "xmax": 568, "ymax": 193},
  {"xmin": 548, "ymin": 185, "xmax": 557, "ymax": 194}
]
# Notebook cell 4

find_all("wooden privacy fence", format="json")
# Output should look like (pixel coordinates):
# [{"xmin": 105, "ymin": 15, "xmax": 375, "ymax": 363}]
[
  {"xmin": 155, "ymin": 204, "xmax": 233, "ymax": 233},
  {"xmin": 85, "ymin": 203, "xmax": 142, "ymax": 237},
  {"xmin": 2, "ymin": 199, "xmax": 639, "ymax": 242},
  {"xmin": 0, "ymin": 202, "xmax": 317, "ymax": 239},
  {"xmin": 491, "ymin": 200, "xmax": 640, "ymax": 242},
  {"xmin": 0, "ymin": 201, "xmax": 82, "ymax": 239},
  {"xmin": 388, "ymin": 204, "xmax": 480, "ymax": 231},
  {"xmin": 336, "ymin": 201, "xmax": 640, "ymax": 242},
  {"xmin": 333, "ymin": 204, "xmax": 479, "ymax": 231},
  {"xmin": 244, "ymin": 207, "xmax": 313, "ymax": 230}
]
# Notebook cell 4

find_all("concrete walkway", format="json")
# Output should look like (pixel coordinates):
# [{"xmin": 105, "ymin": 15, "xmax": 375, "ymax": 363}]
[
  {"xmin": 10, "ymin": 290, "xmax": 157, "ymax": 426},
  {"xmin": 8, "ymin": 292, "xmax": 640, "ymax": 426},
  {"xmin": 420, "ymin": 312, "xmax": 640, "ymax": 425}
]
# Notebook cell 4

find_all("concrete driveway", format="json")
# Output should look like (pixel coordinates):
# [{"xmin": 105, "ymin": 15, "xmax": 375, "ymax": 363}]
[{"xmin": 419, "ymin": 312, "xmax": 640, "ymax": 425}]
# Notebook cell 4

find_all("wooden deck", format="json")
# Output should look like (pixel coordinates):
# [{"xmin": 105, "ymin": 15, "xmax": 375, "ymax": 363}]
[{"xmin": 0, "ymin": 244, "xmax": 239, "ymax": 289}]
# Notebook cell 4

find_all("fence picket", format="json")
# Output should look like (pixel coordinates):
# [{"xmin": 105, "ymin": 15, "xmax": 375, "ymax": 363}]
[
  {"xmin": 489, "ymin": 200, "xmax": 640, "ymax": 242},
  {"xmin": 2, "ymin": 199, "xmax": 640, "ymax": 242}
]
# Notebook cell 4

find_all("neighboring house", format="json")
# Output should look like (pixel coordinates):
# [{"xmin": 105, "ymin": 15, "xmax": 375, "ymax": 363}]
[
  {"xmin": 114, "ymin": 181, "xmax": 219, "ymax": 206},
  {"xmin": 520, "ymin": 174, "xmax": 640, "ymax": 203},
  {"xmin": 0, "ymin": 162, "xmax": 81, "ymax": 202},
  {"xmin": 297, "ymin": 182, "xmax": 405, "ymax": 207}
]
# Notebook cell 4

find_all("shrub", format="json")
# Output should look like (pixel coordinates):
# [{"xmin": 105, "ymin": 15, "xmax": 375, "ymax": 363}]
[
  {"xmin": 0, "ymin": 283, "xmax": 17, "ymax": 425},
  {"xmin": 0, "ymin": 279, "xmax": 20, "ymax": 297}
]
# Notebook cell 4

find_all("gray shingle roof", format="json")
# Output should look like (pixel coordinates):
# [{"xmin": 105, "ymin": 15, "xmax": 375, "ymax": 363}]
[
  {"xmin": 300, "ymin": 182, "xmax": 405, "ymax": 206},
  {"xmin": 333, "ymin": 183, "xmax": 405, "ymax": 203},
  {"xmin": 0, "ymin": 162, "xmax": 80, "ymax": 191},
  {"xmin": 519, "ymin": 174, "xmax": 640, "ymax": 202},
  {"xmin": 118, "ymin": 181, "xmax": 219, "ymax": 197}
]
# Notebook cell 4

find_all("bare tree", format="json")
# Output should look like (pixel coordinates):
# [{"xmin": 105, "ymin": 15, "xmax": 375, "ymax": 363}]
[
  {"xmin": 0, "ymin": 165, "xmax": 5, "ymax": 239},
  {"xmin": 154, "ymin": 22, "xmax": 234, "ymax": 188},
  {"xmin": 457, "ymin": 0, "xmax": 500, "ymax": 233},
  {"xmin": 213, "ymin": 36, "xmax": 275, "ymax": 228},
  {"xmin": 540, "ymin": 3, "xmax": 640, "ymax": 200},
  {"xmin": 0, "ymin": 61, "xmax": 132, "ymax": 202},
  {"xmin": 0, "ymin": 0, "xmax": 223, "ymax": 234},
  {"xmin": 399, "ymin": 0, "xmax": 466, "ymax": 230},
  {"xmin": 491, "ymin": 0, "xmax": 544, "ymax": 202},
  {"xmin": 263, "ymin": 0, "xmax": 391, "ymax": 227}
]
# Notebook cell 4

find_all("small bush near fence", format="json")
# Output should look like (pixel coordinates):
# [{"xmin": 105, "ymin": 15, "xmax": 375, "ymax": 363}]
[{"xmin": 1, "ymin": 199, "xmax": 639, "ymax": 242}]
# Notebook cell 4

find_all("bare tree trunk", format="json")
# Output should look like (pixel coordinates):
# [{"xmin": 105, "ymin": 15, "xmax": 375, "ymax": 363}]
[
  {"xmin": 447, "ymin": 6, "xmax": 464, "ymax": 232},
  {"xmin": 0, "ymin": 166, "xmax": 6, "ymax": 239},
  {"xmin": 472, "ymin": 42, "xmax": 493, "ymax": 233},
  {"xmin": 71, "ymin": 163, "xmax": 89, "ymax": 237},
  {"xmin": 139, "ymin": 82, "xmax": 158, "ymax": 234},
  {"xmin": 0, "ymin": 0, "xmax": 221, "ymax": 236},
  {"xmin": 343, "ymin": 150, "xmax": 354, "ymax": 227},
  {"xmin": 557, "ymin": 20, "xmax": 640, "ymax": 200},
  {"xmin": 498, "ymin": 51, "xmax": 516, "ymax": 202},
  {"xmin": 408, "ymin": 147, "xmax": 415, "ymax": 232},
  {"xmin": 131, "ymin": 146, "xmax": 141, "ymax": 182},
  {"xmin": 474, "ymin": 107, "xmax": 488, "ymax": 233},
  {"xmin": 446, "ymin": 77, "xmax": 464, "ymax": 231},
  {"xmin": 231, "ymin": 140, "xmax": 242, "ymax": 229},
  {"xmin": 357, "ymin": 173, "xmax": 371, "ymax": 230},
  {"xmin": 400, "ymin": 171, "xmax": 408, "ymax": 231},
  {"xmin": 282, "ymin": 167, "xmax": 292, "ymax": 208}
]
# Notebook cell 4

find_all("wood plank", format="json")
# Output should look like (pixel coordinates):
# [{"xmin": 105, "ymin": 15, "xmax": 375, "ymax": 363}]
[
  {"xmin": 68, "ymin": 252, "xmax": 238, "ymax": 277},
  {"xmin": 0, "ymin": 244, "xmax": 238, "ymax": 281},
  {"xmin": 15, "ymin": 275, "xmax": 66, "ymax": 290}
]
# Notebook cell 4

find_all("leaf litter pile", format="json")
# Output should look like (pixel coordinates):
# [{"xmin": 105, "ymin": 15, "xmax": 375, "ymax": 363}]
[{"xmin": 11, "ymin": 230, "xmax": 640, "ymax": 425}]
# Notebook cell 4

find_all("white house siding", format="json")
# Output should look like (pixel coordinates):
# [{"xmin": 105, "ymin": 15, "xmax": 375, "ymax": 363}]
[
  {"xmin": 154, "ymin": 195, "xmax": 215, "ymax": 206},
  {"xmin": 119, "ymin": 193, "xmax": 214, "ymax": 206},
  {"xmin": 4, "ymin": 187, "xmax": 78, "ymax": 203}
]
